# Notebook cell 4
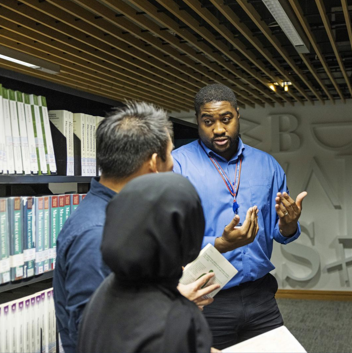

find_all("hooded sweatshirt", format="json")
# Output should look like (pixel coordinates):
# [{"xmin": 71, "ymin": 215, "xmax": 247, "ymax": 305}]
[{"xmin": 77, "ymin": 172, "xmax": 212, "ymax": 353}]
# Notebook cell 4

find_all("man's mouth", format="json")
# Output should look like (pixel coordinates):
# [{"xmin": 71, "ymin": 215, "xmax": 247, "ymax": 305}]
[{"xmin": 213, "ymin": 138, "xmax": 228, "ymax": 146}]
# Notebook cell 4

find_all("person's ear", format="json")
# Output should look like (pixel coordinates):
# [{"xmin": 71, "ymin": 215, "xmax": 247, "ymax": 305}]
[
  {"xmin": 149, "ymin": 153, "xmax": 159, "ymax": 173},
  {"xmin": 237, "ymin": 108, "xmax": 240, "ymax": 119}
]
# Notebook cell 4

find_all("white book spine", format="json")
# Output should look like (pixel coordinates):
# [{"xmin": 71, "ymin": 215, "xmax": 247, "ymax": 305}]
[
  {"xmin": 73, "ymin": 113, "xmax": 86, "ymax": 176},
  {"xmin": 0, "ymin": 88, "xmax": 5, "ymax": 174},
  {"xmin": 16, "ymin": 93, "xmax": 31, "ymax": 175},
  {"xmin": 68, "ymin": 111, "xmax": 74, "ymax": 176},
  {"xmin": 2, "ymin": 93, "xmax": 15, "ymax": 174},
  {"xmin": 9, "ymin": 93, "xmax": 24, "ymax": 174},
  {"xmin": 23, "ymin": 95, "xmax": 39, "ymax": 174},
  {"xmin": 64, "ymin": 111, "xmax": 70, "ymax": 175},
  {"xmin": 38, "ymin": 97, "xmax": 57, "ymax": 174},
  {"xmin": 30, "ymin": 95, "xmax": 47, "ymax": 175},
  {"xmin": 87, "ymin": 115, "xmax": 92, "ymax": 176},
  {"xmin": 24, "ymin": 298, "xmax": 32, "ymax": 353}
]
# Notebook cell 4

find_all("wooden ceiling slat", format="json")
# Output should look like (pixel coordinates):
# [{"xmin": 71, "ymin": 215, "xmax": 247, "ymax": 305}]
[
  {"xmin": 0, "ymin": 59, "xmax": 180, "ymax": 112},
  {"xmin": 0, "ymin": 34, "xmax": 190, "ymax": 111},
  {"xmin": 97, "ymin": 0, "xmax": 271, "ymax": 108},
  {"xmin": 154, "ymin": 0, "xmax": 291, "ymax": 105},
  {"xmin": 0, "ymin": 2, "xmax": 197, "ymax": 100},
  {"xmin": 0, "ymin": 9, "xmax": 197, "ymax": 102},
  {"xmin": 181, "ymin": 0, "xmax": 297, "ymax": 105},
  {"xmin": 235, "ymin": 0, "xmax": 324, "ymax": 104},
  {"xmin": 45, "ymin": 0, "xmax": 210, "ymax": 88},
  {"xmin": 315, "ymin": 0, "xmax": 352, "ymax": 97},
  {"xmin": 72, "ymin": 0, "xmax": 262, "ymax": 108},
  {"xmin": 0, "ymin": 19, "xmax": 196, "ymax": 107},
  {"xmin": 19, "ymin": 0, "xmax": 201, "ymax": 93},
  {"xmin": 208, "ymin": 0, "xmax": 318, "ymax": 104},
  {"xmin": 289, "ymin": 0, "xmax": 345, "ymax": 102},
  {"xmin": 0, "ymin": 0, "xmax": 346, "ymax": 110},
  {"xmin": 127, "ymin": 0, "xmax": 285, "ymax": 107},
  {"xmin": 341, "ymin": 0, "xmax": 352, "ymax": 52},
  {"xmin": 299, "ymin": 54, "xmax": 335, "ymax": 103}
]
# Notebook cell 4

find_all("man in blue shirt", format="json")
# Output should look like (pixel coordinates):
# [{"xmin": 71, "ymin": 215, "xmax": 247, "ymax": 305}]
[
  {"xmin": 173, "ymin": 84, "xmax": 307, "ymax": 350},
  {"xmin": 54, "ymin": 102, "xmax": 218, "ymax": 353}
]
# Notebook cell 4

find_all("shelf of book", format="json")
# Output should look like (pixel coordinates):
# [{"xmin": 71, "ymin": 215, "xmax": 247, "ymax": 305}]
[
  {"xmin": 0, "ymin": 175, "xmax": 92, "ymax": 184},
  {"xmin": 0, "ymin": 271, "xmax": 53, "ymax": 294}
]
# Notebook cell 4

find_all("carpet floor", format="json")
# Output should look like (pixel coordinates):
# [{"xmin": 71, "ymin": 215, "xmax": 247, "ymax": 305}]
[{"xmin": 277, "ymin": 299, "xmax": 352, "ymax": 353}]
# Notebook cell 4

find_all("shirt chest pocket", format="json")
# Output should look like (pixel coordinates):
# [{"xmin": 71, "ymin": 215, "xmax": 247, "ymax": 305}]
[{"xmin": 248, "ymin": 179, "xmax": 272, "ymax": 217}]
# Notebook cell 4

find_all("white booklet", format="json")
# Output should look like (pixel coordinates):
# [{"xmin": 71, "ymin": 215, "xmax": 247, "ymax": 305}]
[
  {"xmin": 179, "ymin": 243, "xmax": 238, "ymax": 298},
  {"xmin": 222, "ymin": 326, "xmax": 307, "ymax": 352}
]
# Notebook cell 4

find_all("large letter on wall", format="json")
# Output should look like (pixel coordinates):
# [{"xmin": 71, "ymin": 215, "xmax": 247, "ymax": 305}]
[
  {"xmin": 269, "ymin": 114, "xmax": 301, "ymax": 153},
  {"xmin": 281, "ymin": 222, "xmax": 320, "ymax": 283}
]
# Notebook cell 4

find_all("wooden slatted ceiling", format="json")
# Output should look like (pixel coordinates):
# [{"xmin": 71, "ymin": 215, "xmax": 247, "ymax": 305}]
[{"xmin": 0, "ymin": 0, "xmax": 350, "ymax": 113}]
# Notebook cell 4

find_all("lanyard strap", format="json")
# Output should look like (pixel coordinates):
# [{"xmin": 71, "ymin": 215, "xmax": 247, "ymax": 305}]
[{"xmin": 198, "ymin": 140, "xmax": 242, "ymax": 200}]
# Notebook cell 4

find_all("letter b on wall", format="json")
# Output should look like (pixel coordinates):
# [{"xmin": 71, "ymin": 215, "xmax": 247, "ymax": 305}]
[{"xmin": 269, "ymin": 114, "xmax": 301, "ymax": 152}]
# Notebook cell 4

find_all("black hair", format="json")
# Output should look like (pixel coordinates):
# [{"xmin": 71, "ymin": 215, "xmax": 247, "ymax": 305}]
[
  {"xmin": 194, "ymin": 84, "xmax": 238, "ymax": 116},
  {"xmin": 96, "ymin": 101, "xmax": 173, "ymax": 179}
]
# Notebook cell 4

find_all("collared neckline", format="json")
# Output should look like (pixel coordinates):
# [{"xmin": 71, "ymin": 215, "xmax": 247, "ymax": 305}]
[
  {"xmin": 89, "ymin": 177, "xmax": 117, "ymax": 202},
  {"xmin": 199, "ymin": 138, "xmax": 245, "ymax": 163}
]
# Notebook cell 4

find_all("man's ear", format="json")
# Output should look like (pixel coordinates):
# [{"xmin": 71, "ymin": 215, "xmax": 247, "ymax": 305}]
[
  {"xmin": 149, "ymin": 153, "xmax": 159, "ymax": 173},
  {"xmin": 237, "ymin": 108, "xmax": 240, "ymax": 119}
]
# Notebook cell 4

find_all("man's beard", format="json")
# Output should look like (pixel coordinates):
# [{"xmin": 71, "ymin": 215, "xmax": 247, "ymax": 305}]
[{"xmin": 200, "ymin": 124, "xmax": 240, "ymax": 156}]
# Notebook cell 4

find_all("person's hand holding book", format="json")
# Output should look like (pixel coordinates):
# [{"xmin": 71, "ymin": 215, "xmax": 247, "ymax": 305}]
[{"xmin": 177, "ymin": 272, "xmax": 220, "ymax": 310}]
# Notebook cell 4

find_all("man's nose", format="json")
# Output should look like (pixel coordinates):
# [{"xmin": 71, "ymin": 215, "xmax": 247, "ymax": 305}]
[{"xmin": 213, "ymin": 121, "xmax": 225, "ymax": 134}]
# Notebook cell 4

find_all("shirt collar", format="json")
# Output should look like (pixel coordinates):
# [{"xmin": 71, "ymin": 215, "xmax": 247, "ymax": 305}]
[
  {"xmin": 89, "ymin": 177, "xmax": 117, "ymax": 202},
  {"xmin": 199, "ymin": 137, "xmax": 245, "ymax": 163}
]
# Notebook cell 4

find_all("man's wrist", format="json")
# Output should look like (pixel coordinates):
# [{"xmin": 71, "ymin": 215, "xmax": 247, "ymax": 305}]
[
  {"xmin": 279, "ymin": 223, "xmax": 298, "ymax": 237},
  {"xmin": 214, "ymin": 236, "xmax": 232, "ymax": 253}
]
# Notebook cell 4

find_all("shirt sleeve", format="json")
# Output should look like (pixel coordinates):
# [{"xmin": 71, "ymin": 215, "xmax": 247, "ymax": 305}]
[
  {"xmin": 272, "ymin": 163, "xmax": 301, "ymax": 244},
  {"xmin": 172, "ymin": 154, "xmax": 182, "ymax": 174},
  {"xmin": 64, "ymin": 226, "xmax": 110, "ymax": 346}
]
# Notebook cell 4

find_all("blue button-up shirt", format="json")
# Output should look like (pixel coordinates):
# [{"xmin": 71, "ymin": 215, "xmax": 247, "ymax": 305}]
[
  {"xmin": 172, "ymin": 138, "xmax": 300, "ymax": 289},
  {"xmin": 53, "ymin": 178, "xmax": 116, "ymax": 353}
]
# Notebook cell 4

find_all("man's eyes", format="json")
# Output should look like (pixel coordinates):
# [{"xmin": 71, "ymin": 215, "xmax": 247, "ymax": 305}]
[{"xmin": 204, "ymin": 120, "xmax": 213, "ymax": 126}]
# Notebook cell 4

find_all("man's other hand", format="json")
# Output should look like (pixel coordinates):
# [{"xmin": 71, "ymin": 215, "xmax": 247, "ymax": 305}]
[
  {"xmin": 215, "ymin": 206, "xmax": 259, "ymax": 253},
  {"xmin": 275, "ymin": 191, "xmax": 307, "ymax": 237}
]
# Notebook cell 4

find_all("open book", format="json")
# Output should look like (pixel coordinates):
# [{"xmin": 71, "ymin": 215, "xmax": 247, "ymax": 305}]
[{"xmin": 179, "ymin": 244, "xmax": 238, "ymax": 298}]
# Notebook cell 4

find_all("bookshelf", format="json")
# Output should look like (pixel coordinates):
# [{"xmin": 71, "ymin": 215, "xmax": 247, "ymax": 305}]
[
  {"xmin": 0, "ymin": 69, "xmax": 198, "ymax": 301},
  {"xmin": 0, "ymin": 176, "xmax": 92, "ymax": 184}
]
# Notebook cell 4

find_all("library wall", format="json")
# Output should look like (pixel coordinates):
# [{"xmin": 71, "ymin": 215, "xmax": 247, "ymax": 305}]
[{"xmin": 173, "ymin": 99, "xmax": 352, "ymax": 291}]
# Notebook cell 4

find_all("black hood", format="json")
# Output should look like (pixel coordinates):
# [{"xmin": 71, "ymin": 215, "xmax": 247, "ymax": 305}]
[{"xmin": 101, "ymin": 172, "xmax": 205, "ymax": 290}]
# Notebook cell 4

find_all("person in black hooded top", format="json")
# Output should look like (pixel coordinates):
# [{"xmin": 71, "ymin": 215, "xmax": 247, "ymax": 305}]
[{"xmin": 77, "ymin": 172, "xmax": 213, "ymax": 353}]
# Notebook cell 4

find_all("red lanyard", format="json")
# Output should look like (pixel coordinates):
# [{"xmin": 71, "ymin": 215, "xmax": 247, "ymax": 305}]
[{"xmin": 199, "ymin": 141, "xmax": 242, "ymax": 213}]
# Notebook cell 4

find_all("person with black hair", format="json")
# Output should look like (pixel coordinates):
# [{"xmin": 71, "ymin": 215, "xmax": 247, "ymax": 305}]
[
  {"xmin": 77, "ymin": 173, "xmax": 213, "ymax": 353},
  {"xmin": 53, "ymin": 101, "xmax": 218, "ymax": 353},
  {"xmin": 173, "ymin": 84, "xmax": 307, "ymax": 350}
]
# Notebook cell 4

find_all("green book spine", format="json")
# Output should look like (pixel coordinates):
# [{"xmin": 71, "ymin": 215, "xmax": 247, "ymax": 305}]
[
  {"xmin": 0, "ymin": 198, "xmax": 10, "ymax": 284},
  {"xmin": 64, "ymin": 195, "xmax": 71, "ymax": 224},
  {"xmin": 9, "ymin": 197, "xmax": 24, "ymax": 281},
  {"xmin": 22, "ymin": 197, "xmax": 35, "ymax": 278},
  {"xmin": 43, "ymin": 196, "xmax": 50, "ymax": 272},
  {"xmin": 50, "ymin": 196, "xmax": 59, "ymax": 270},
  {"xmin": 70, "ymin": 194, "xmax": 80, "ymax": 213},
  {"xmin": 35, "ymin": 197, "xmax": 44, "ymax": 275},
  {"xmin": 58, "ymin": 196, "xmax": 65, "ymax": 233}
]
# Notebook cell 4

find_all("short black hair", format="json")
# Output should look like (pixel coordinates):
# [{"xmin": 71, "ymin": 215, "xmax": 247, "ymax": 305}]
[
  {"xmin": 96, "ymin": 101, "xmax": 173, "ymax": 179},
  {"xmin": 194, "ymin": 84, "xmax": 238, "ymax": 116}
]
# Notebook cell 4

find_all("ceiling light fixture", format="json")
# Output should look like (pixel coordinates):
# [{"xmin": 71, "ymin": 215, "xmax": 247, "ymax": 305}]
[
  {"xmin": 0, "ymin": 46, "xmax": 60, "ymax": 74},
  {"xmin": 262, "ymin": 0, "xmax": 310, "ymax": 54}
]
